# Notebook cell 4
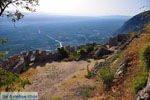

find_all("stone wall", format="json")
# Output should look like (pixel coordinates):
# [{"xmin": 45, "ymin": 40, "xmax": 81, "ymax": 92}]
[{"xmin": 0, "ymin": 46, "xmax": 76, "ymax": 74}]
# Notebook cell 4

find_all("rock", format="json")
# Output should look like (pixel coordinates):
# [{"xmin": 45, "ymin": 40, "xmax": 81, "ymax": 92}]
[
  {"xmin": 91, "ymin": 63, "xmax": 101, "ymax": 77},
  {"xmin": 136, "ymin": 74, "xmax": 150, "ymax": 100},
  {"xmin": 136, "ymin": 88, "xmax": 150, "ymax": 100},
  {"xmin": 94, "ymin": 46, "xmax": 113, "ymax": 59},
  {"xmin": 115, "ymin": 61, "xmax": 128, "ymax": 76},
  {"xmin": 146, "ymin": 76, "xmax": 150, "ymax": 93},
  {"xmin": 108, "ymin": 34, "xmax": 131, "ymax": 47},
  {"xmin": 12, "ymin": 56, "xmax": 26, "ymax": 73}
]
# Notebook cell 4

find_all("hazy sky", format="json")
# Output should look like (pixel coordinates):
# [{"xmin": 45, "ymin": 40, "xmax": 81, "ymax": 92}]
[
  {"xmin": 10, "ymin": 0, "xmax": 150, "ymax": 16},
  {"xmin": 36, "ymin": 0, "xmax": 147, "ymax": 16}
]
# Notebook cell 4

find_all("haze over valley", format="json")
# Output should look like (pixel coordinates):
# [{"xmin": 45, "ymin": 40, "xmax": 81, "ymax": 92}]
[{"xmin": 0, "ymin": 15, "xmax": 130, "ymax": 57}]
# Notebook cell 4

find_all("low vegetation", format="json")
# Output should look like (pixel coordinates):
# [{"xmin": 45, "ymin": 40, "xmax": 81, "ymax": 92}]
[
  {"xmin": 98, "ymin": 67, "xmax": 115, "ymax": 88},
  {"xmin": 132, "ymin": 72, "xmax": 149, "ymax": 93},
  {"xmin": 131, "ymin": 43, "xmax": 150, "ymax": 93},
  {"xmin": 57, "ymin": 47, "xmax": 69, "ymax": 59},
  {"xmin": 59, "ymin": 44, "xmax": 99, "ymax": 61},
  {"xmin": 83, "ymin": 90, "xmax": 90, "ymax": 98},
  {"xmin": 110, "ymin": 53, "xmax": 120, "ymax": 62},
  {"xmin": 85, "ymin": 65, "xmax": 92, "ymax": 79},
  {"xmin": 77, "ymin": 44, "xmax": 99, "ymax": 59},
  {"xmin": 140, "ymin": 44, "xmax": 150, "ymax": 70},
  {"xmin": 129, "ymin": 32, "xmax": 139, "ymax": 38},
  {"xmin": 0, "ymin": 68, "xmax": 31, "ymax": 91},
  {"xmin": 51, "ymin": 98, "xmax": 62, "ymax": 100}
]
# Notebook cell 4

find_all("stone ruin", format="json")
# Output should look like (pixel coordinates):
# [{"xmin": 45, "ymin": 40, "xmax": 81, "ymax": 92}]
[
  {"xmin": 0, "ymin": 35, "xmax": 133, "ymax": 74},
  {"xmin": 0, "ymin": 45, "xmax": 77, "ymax": 74},
  {"xmin": 108, "ymin": 34, "xmax": 131, "ymax": 47}
]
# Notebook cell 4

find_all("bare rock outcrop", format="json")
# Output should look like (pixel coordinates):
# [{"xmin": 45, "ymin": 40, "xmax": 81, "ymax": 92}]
[
  {"xmin": 136, "ymin": 74, "xmax": 150, "ymax": 100},
  {"xmin": 94, "ymin": 46, "xmax": 113, "ymax": 59}
]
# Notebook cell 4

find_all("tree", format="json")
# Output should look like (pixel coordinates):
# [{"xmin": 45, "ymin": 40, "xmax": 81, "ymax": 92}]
[
  {"xmin": 0, "ymin": 0, "xmax": 39, "ymax": 59},
  {"xmin": 0, "ymin": 0, "xmax": 39, "ymax": 22}
]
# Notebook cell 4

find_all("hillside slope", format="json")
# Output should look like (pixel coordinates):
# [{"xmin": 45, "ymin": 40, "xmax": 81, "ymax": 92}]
[
  {"xmin": 19, "ymin": 24, "xmax": 150, "ymax": 100},
  {"xmin": 115, "ymin": 10, "xmax": 150, "ymax": 34}
]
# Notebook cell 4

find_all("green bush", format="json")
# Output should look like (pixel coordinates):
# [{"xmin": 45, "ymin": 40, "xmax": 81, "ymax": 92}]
[
  {"xmin": 132, "ymin": 72, "xmax": 148, "ymax": 93},
  {"xmin": 86, "ymin": 45, "xmax": 94, "ymax": 53},
  {"xmin": 77, "ymin": 48, "xmax": 87, "ymax": 58},
  {"xmin": 98, "ymin": 67, "xmax": 115, "ymax": 87},
  {"xmin": 0, "ymin": 68, "xmax": 31, "ymax": 91},
  {"xmin": 94, "ymin": 45, "xmax": 99, "ymax": 51},
  {"xmin": 140, "ymin": 44, "xmax": 150, "ymax": 69},
  {"xmin": 86, "ymin": 59, "xmax": 91, "ymax": 63},
  {"xmin": 57, "ymin": 47, "xmax": 69, "ymax": 59},
  {"xmin": 77, "ymin": 44, "xmax": 99, "ymax": 59},
  {"xmin": 111, "ymin": 54, "xmax": 120, "ymax": 62}
]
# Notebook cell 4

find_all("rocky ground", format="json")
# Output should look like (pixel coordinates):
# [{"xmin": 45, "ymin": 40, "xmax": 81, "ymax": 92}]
[{"xmin": 22, "ymin": 59, "xmax": 104, "ymax": 100}]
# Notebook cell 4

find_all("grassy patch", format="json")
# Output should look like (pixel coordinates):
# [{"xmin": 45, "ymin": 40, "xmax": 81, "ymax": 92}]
[
  {"xmin": 51, "ymin": 98, "xmax": 61, "ymax": 100},
  {"xmin": 131, "ymin": 43, "xmax": 150, "ymax": 93},
  {"xmin": 140, "ymin": 44, "xmax": 150, "ymax": 70},
  {"xmin": 132, "ymin": 72, "xmax": 148, "ymax": 93},
  {"xmin": 83, "ymin": 90, "xmax": 90, "ymax": 98},
  {"xmin": 111, "ymin": 53, "xmax": 120, "ymax": 62}
]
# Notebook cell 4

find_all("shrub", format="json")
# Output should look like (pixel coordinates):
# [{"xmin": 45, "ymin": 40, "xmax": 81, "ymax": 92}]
[
  {"xmin": 77, "ymin": 44, "xmax": 99, "ymax": 59},
  {"xmin": 98, "ymin": 67, "xmax": 115, "ymax": 87},
  {"xmin": 86, "ymin": 59, "xmax": 91, "ymax": 63},
  {"xmin": 94, "ymin": 45, "xmax": 99, "ymax": 51},
  {"xmin": 129, "ymin": 32, "xmax": 138, "ymax": 38},
  {"xmin": 77, "ymin": 48, "xmax": 87, "ymax": 58},
  {"xmin": 57, "ymin": 47, "xmax": 69, "ymax": 59},
  {"xmin": 0, "ymin": 68, "xmax": 31, "ymax": 91},
  {"xmin": 83, "ymin": 90, "xmax": 90, "ymax": 98},
  {"xmin": 140, "ymin": 44, "xmax": 150, "ymax": 69},
  {"xmin": 111, "ymin": 54, "xmax": 120, "ymax": 62},
  {"xmin": 85, "ymin": 65, "xmax": 92, "ymax": 79},
  {"xmin": 132, "ymin": 72, "xmax": 148, "ymax": 93},
  {"xmin": 21, "ymin": 79, "xmax": 31, "ymax": 89},
  {"xmin": 72, "ymin": 75, "xmax": 77, "ymax": 78},
  {"xmin": 86, "ymin": 45, "xmax": 94, "ymax": 53}
]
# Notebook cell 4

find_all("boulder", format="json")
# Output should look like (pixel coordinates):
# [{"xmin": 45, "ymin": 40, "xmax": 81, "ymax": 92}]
[
  {"xmin": 108, "ymin": 34, "xmax": 131, "ymax": 47},
  {"xmin": 115, "ymin": 60, "xmax": 128, "ymax": 76},
  {"xmin": 136, "ymin": 74, "xmax": 150, "ymax": 100},
  {"xmin": 12, "ymin": 56, "xmax": 26, "ymax": 73},
  {"xmin": 94, "ymin": 46, "xmax": 113, "ymax": 59}
]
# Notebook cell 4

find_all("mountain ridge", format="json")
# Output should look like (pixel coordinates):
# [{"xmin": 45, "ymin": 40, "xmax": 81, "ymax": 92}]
[{"xmin": 115, "ymin": 10, "xmax": 150, "ymax": 35}]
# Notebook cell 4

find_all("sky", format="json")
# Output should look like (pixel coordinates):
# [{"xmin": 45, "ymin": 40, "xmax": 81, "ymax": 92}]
[
  {"xmin": 35, "ymin": 0, "xmax": 148, "ymax": 16},
  {"xmin": 8, "ymin": 0, "xmax": 150, "ymax": 16}
]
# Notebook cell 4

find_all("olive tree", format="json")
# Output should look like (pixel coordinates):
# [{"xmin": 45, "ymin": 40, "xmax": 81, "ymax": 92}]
[
  {"xmin": 0, "ymin": 0, "xmax": 39, "ymax": 58},
  {"xmin": 0, "ymin": 0, "xmax": 39, "ymax": 22}
]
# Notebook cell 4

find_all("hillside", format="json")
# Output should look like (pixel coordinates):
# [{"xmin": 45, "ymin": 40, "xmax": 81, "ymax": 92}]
[
  {"xmin": 1, "ymin": 11, "xmax": 150, "ymax": 100},
  {"xmin": 115, "ymin": 10, "xmax": 150, "ymax": 35},
  {"xmin": 19, "ymin": 24, "xmax": 150, "ymax": 100}
]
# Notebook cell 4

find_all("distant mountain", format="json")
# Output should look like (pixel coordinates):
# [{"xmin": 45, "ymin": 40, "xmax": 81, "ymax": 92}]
[{"xmin": 115, "ymin": 10, "xmax": 150, "ymax": 35}]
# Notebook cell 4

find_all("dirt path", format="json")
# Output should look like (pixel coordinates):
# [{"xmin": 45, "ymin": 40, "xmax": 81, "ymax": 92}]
[{"xmin": 22, "ymin": 60, "xmax": 102, "ymax": 100}]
